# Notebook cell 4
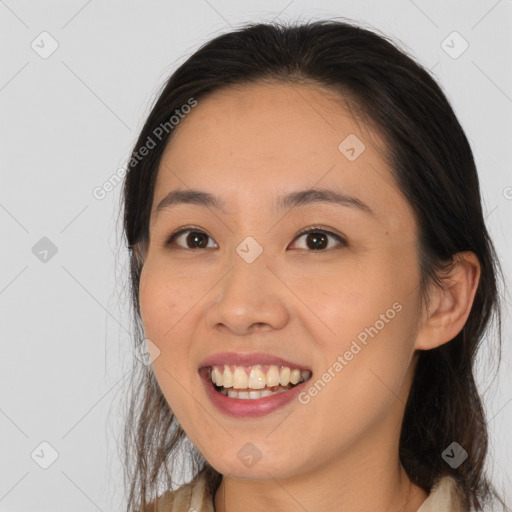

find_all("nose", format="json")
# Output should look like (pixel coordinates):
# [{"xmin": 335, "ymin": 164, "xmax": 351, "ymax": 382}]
[{"xmin": 205, "ymin": 249, "xmax": 291, "ymax": 336}]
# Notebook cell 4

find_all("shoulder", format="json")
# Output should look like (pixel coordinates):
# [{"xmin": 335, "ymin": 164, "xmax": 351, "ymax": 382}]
[
  {"xmin": 417, "ymin": 475, "xmax": 465, "ymax": 512},
  {"xmin": 149, "ymin": 468, "xmax": 214, "ymax": 512}
]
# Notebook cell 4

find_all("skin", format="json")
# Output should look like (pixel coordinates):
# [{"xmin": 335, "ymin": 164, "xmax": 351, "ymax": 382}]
[{"xmin": 137, "ymin": 82, "xmax": 480, "ymax": 512}]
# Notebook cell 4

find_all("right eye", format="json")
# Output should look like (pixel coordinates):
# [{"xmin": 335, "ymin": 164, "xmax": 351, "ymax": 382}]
[{"xmin": 165, "ymin": 227, "xmax": 218, "ymax": 250}]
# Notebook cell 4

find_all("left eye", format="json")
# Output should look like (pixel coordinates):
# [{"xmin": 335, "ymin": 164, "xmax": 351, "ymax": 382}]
[
  {"xmin": 165, "ymin": 227, "xmax": 346, "ymax": 251},
  {"xmin": 291, "ymin": 229, "xmax": 346, "ymax": 251}
]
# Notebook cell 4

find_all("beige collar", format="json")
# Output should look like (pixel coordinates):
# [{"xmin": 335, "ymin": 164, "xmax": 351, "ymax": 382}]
[{"xmin": 417, "ymin": 475, "xmax": 464, "ymax": 512}]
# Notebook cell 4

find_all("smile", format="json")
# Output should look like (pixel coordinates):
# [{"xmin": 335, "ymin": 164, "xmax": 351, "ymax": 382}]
[{"xmin": 199, "ymin": 364, "xmax": 313, "ymax": 418}]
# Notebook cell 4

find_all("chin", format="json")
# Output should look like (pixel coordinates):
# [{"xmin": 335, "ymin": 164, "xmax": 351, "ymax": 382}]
[{"xmin": 206, "ymin": 450, "xmax": 304, "ymax": 482}]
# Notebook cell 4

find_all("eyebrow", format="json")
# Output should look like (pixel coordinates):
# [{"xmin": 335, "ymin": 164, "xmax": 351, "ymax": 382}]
[{"xmin": 155, "ymin": 187, "xmax": 374, "ymax": 216}]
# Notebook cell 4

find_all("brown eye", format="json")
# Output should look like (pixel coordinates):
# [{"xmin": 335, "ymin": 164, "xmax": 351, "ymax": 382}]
[
  {"xmin": 166, "ymin": 229, "xmax": 217, "ymax": 249},
  {"xmin": 291, "ymin": 229, "xmax": 346, "ymax": 251}
]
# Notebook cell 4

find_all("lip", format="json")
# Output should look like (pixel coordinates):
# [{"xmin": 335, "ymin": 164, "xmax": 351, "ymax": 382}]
[
  {"xmin": 198, "ymin": 352, "xmax": 311, "ymax": 371},
  {"xmin": 199, "ymin": 368, "xmax": 310, "ymax": 418}
]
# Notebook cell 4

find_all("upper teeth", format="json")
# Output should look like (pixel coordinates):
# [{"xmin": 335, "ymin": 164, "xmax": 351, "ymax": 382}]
[{"xmin": 210, "ymin": 364, "xmax": 312, "ymax": 389}]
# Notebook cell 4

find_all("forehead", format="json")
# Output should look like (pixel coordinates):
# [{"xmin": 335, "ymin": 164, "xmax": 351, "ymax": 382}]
[
  {"xmin": 160, "ymin": 82, "xmax": 380, "ymax": 175},
  {"xmin": 153, "ymin": 82, "xmax": 415, "ymax": 234}
]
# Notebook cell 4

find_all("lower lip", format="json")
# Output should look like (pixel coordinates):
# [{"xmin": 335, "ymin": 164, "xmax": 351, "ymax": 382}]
[{"xmin": 199, "ymin": 369, "xmax": 310, "ymax": 418}]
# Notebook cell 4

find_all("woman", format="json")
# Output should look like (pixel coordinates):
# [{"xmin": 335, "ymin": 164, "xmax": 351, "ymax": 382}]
[{"xmin": 120, "ymin": 19, "xmax": 508, "ymax": 512}]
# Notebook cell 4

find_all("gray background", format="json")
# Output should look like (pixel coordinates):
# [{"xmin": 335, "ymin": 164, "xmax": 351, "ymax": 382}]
[{"xmin": 1, "ymin": 1, "xmax": 511, "ymax": 510}]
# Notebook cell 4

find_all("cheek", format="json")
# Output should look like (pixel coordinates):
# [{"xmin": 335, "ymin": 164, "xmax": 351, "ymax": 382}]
[
  {"xmin": 299, "ymin": 311, "xmax": 417, "ymax": 450},
  {"xmin": 138, "ymin": 266, "xmax": 201, "ymax": 426},
  {"xmin": 300, "ymin": 256, "xmax": 420, "ymax": 399},
  {"xmin": 138, "ymin": 263, "xmax": 184, "ymax": 340},
  {"xmin": 138, "ymin": 259, "xmax": 209, "ymax": 370},
  {"xmin": 318, "ymin": 293, "xmax": 419, "ymax": 412},
  {"xmin": 138, "ymin": 267, "xmax": 190, "ymax": 393}
]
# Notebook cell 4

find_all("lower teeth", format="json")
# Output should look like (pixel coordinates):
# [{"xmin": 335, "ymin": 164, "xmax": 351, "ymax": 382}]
[{"xmin": 216, "ymin": 384, "xmax": 296, "ymax": 399}]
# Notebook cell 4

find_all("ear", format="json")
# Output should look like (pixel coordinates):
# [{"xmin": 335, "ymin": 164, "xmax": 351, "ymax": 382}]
[{"xmin": 414, "ymin": 251, "xmax": 481, "ymax": 351}]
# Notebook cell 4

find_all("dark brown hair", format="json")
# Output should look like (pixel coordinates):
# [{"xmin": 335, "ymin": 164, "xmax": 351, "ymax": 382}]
[{"xmin": 120, "ymin": 19, "xmax": 507, "ymax": 511}]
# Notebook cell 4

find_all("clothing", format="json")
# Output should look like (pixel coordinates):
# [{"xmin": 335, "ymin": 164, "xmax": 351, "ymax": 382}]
[
  {"xmin": 149, "ymin": 469, "xmax": 465, "ymax": 512},
  {"xmin": 417, "ymin": 475, "xmax": 464, "ymax": 512}
]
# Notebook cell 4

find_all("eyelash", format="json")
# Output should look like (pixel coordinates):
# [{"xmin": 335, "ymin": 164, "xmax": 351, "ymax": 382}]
[{"xmin": 164, "ymin": 225, "xmax": 347, "ymax": 251}]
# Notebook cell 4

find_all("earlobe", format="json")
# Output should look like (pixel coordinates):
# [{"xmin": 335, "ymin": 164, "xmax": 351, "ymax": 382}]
[{"xmin": 414, "ymin": 251, "xmax": 481, "ymax": 351}]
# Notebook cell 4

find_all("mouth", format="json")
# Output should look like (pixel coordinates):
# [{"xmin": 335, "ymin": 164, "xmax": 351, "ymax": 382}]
[
  {"xmin": 200, "ymin": 364, "xmax": 313, "ymax": 400},
  {"xmin": 199, "ymin": 364, "xmax": 313, "ymax": 417}
]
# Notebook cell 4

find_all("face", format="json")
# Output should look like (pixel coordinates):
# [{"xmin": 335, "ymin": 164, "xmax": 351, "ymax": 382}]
[{"xmin": 138, "ymin": 82, "xmax": 424, "ymax": 481}]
